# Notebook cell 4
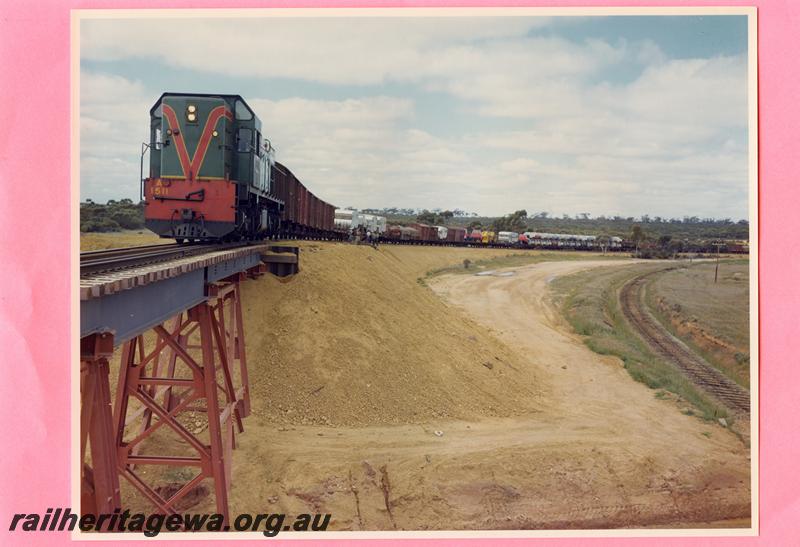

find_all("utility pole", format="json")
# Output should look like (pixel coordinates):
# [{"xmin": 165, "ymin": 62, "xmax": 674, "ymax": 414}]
[{"xmin": 713, "ymin": 242, "xmax": 724, "ymax": 283}]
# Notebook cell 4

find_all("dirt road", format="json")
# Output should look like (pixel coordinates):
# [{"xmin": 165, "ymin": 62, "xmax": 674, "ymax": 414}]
[{"xmin": 226, "ymin": 259, "xmax": 750, "ymax": 530}]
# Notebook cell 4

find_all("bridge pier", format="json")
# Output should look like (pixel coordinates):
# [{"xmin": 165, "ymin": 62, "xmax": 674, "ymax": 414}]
[
  {"xmin": 110, "ymin": 278, "xmax": 248, "ymax": 521},
  {"xmin": 80, "ymin": 332, "xmax": 122, "ymax": 518}
]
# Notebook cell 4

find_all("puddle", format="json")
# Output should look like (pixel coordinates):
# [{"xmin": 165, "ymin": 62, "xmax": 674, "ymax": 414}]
[{"xmin": 475, "ymin": 270, "xmax": 516, "ymax": 277}]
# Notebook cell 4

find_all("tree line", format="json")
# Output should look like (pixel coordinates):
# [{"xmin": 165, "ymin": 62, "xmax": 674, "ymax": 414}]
[
  {"xmin": 80, "ymin": 199, "xmax": 750, "ymax": 243},
  {"xmin": 80, "ymin": 199, "xmax": 145, "ymax": 232},
  {"xmin": 411, "ymin": 209, "xmax": 748, "ymax": 242}
]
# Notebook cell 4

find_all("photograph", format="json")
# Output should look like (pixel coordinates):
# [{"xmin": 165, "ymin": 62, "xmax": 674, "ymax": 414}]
[{"xmin": 74, "ymin": 7, "xmax": 756, "ymax": 537}]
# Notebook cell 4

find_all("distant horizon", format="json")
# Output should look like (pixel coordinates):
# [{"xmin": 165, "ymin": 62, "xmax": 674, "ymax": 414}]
[{"xmin": 80, "ymin": 197, "xmax": 749, "ymax": 224}]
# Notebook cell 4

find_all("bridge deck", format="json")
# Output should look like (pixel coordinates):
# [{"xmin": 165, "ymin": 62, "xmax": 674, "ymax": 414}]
[{"xmin": 80, "ymin": 244, "xmax": 298, "ymax": 343}]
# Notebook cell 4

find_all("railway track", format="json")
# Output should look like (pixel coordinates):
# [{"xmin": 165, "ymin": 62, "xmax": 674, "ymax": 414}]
[
  {"xmin": 619, "ymin": 270, "xmax": 750, "ymax": 416},
  {"xmin": 79, "ymin": 235, "xmax": 622, "ymax": 277},
  {"xmin": 375, "ymin": 238, "xmax": 629, "ymax": 252},
  {"xmin": 80, "ymin": 242, "xmax": 247, "ymax": 276}
]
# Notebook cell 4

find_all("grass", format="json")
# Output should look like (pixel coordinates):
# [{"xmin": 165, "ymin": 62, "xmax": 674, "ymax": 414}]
[
  {"xmin": 81, "ymin": 229, "xmax": 162, "ymax": 251},
  {"xmin": 645, "ymin": 260, "xmax": 750, "ymax": 388},
  {"xmin": 422, "ymin": 251, "xmax": 627, "ymax": 282},
  {"xmin": 551, "ymin": 264, "xmax": 731, "ymax": 423}
]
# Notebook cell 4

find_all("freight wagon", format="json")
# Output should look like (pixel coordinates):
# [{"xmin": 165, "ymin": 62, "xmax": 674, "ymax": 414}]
[
  {"xmin": 446, "ymin": 227, "xmax": 466, "ymax": 243},
  {"xmin": 496, "ymin": 231, "xmax": 519, "ymax": 244},
  {"xmin": 386, "ymin": 225, "xmax": 420, "ymax": 241},
  {"xmin": 271, "ymin": 161, "xmax": 336, "ymax": 238},
  {"xmin": 335, "ymin": 209, "xmax": 360, "ymax": 231},
  {"xmin": 410, "ymin": 223, "xmax": 439, "ymax": 242}
]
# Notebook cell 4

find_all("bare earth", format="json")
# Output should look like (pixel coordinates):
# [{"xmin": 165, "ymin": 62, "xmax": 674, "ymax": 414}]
[
  {"xmin": 224, "ymin": 258, "xmax": 750, "ymax": 530},
  {"xmin": 95, "ymin": 236, "xmax": 750, "ymax": 530}
]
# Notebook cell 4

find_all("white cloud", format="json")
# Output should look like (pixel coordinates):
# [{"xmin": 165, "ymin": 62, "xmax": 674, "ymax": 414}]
[
  {"xmin": 500, "ymin": 158, "xmax": 540, "ymax": 172},
  {"xmin": 79, "ymin": 17, "xmax": 750, "ymax": 219},
  {"xmin": 80, "ymin": 73, "xmax": 153, "ymax": 201},
  {"xmin": 81, "ymin": 17, "xmax": 540, "ymax": 85},
  {"xmin": 246, "ymin": 96, "xmax": 477, "ymax": 209}
]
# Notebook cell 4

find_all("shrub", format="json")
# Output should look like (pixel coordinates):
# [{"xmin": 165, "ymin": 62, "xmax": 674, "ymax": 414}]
[
  {"xmin": 81, "ymin": 218, "xmax": 121, "ymax": 232},
  {"xmin": 81, "ymin": 199, "xmax": 145, "ymax": 232}
]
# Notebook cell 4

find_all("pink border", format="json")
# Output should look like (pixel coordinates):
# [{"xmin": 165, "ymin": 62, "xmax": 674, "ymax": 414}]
[{"xmin": 1, "ymin": 1, "xmax": 797, "ymax": 545}]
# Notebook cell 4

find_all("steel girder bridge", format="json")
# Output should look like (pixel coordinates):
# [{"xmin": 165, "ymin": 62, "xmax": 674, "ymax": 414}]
[{"xmin": 79, "ymin": 244, "xmax": 299, "ymax": 525}]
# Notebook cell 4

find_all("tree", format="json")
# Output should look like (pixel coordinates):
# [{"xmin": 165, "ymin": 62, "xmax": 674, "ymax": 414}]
[
  {"xmin": 492, "ymin": 210, "xmax": 528, "ymax": 232},
  {"xmin": 416, "ymin": 210, "xmax": 437, "ymax": 224},
  {"xmin": 668, "ymin": 239, "xmax": 685, "ymax": 258},
  {"xmin": 80, "ymin": 198, "xmax": 146, "ymax": 233},
  {"xmin": 416, "ymin": 209, "xmax": 456, "ymax": 225}
]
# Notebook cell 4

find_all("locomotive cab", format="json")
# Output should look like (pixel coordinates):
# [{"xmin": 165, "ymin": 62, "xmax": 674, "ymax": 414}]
[{"xmin": 143, "ymin": 93, "xmax": 282, "ymax": 242}]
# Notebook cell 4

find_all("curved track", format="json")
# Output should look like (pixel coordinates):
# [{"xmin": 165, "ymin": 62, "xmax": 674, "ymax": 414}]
[{"xmin": 619, "ymin": 271, "xmax": 750, "ymax": 415}]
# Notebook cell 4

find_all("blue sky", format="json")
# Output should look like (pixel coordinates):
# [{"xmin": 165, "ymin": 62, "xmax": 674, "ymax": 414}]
[{"xmin": 80, "ymin": 13, "xmax": 751, "ymax": 219}]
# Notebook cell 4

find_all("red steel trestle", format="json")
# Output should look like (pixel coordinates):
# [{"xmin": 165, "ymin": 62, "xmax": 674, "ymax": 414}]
[
  {"xmin": 111, "ymin": 277, "xmax": 251, "ymax": 521},
  {"xmin": 81, "ymin": 332, "xmax": 122, "ymax": 517}
]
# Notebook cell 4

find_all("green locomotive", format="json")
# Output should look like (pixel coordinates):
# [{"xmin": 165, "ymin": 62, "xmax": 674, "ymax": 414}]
[{"xmin": 143, "ymin": 93, "xmax": 284, "ymax": 241}]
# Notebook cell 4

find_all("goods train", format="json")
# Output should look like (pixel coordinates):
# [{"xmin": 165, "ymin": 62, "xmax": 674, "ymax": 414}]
[
  {"xmin": 140, "ymin": 93, "xmax": 747, "ymax": 255},
  {"xmin": 142, "ymin": 93, "xmax": 337, "ymax": 242},
  {"xmin": 382, "ymin": 225, "xmax": 624, "ymax": 250}
]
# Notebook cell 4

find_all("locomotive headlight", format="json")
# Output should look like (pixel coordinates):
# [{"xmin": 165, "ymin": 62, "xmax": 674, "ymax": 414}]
[
  {"xmin": 187, "ymin": 112, "xmax": 197, "ymax": 122},
  {"xmin": 187, "ymin": 105, "xmax": 197, "ymax": 113},
  {"xmin": 212, "ymin": 130, "xmax": 219, "ymax": 137}
]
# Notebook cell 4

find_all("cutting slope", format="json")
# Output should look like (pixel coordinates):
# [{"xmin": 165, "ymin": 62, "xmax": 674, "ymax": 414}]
[{"xmin": 242, "ymin": 242, "xmax": 541, "ymax": 426}]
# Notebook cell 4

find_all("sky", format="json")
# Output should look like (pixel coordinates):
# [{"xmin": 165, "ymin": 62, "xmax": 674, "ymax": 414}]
[{"xmin": 80, "ymin": 13, "xmax": 751, "ymax": 220}]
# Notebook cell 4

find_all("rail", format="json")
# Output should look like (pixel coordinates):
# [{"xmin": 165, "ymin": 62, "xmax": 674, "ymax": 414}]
[
  {"xmin": 80, "ymin": 242, "xmax": 259, "ymax": 276},
  {"xmin": 619, "ymin": 271, "xmax": 750, "ymax": 415}
]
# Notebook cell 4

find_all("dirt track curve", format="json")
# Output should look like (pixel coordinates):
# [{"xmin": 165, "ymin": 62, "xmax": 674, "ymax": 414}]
[{"xmin": 619, "ymin": 271, "xmax": 751, "ymax": 416}]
